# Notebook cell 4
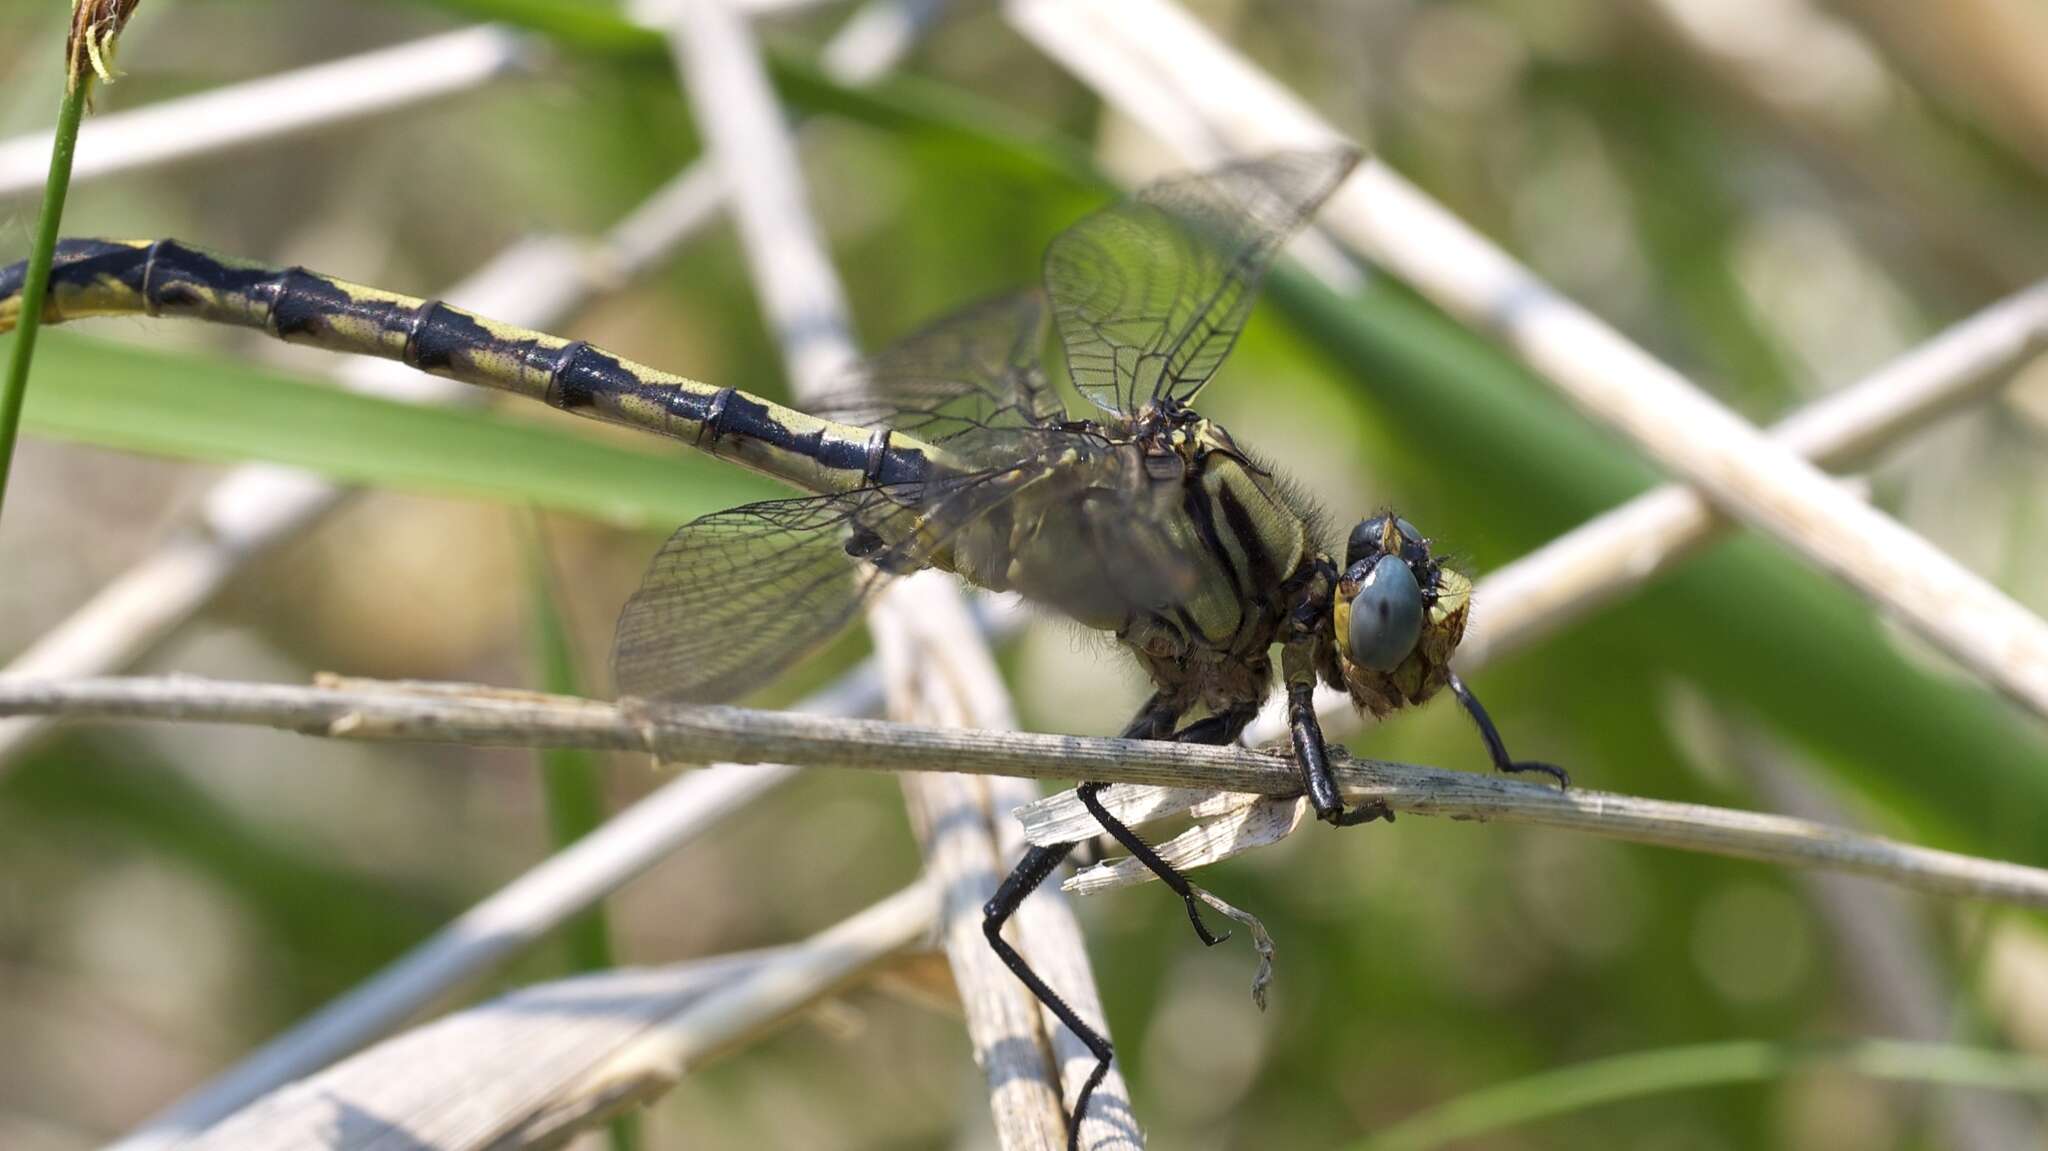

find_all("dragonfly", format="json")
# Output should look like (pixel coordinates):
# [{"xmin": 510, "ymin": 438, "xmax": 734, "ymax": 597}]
[{"xmin": 0, "ymin": 145, "xmax": 1566, "ymax": 1147}]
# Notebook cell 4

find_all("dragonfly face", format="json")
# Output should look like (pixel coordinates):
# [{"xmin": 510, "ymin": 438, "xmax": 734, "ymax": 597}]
[{"xmin": 1330, "ymin": 513, "xmax": 1471, "ymax": 718}]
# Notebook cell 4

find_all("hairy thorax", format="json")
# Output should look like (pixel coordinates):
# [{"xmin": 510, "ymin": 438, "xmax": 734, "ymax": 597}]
[
  {"xmin": 1116, "ymin": 421, "xmax": 1315, "ymax": 712},
  {"xmin": 948, "ymin": 413, "xmax": 1317, "ymax": 715}
]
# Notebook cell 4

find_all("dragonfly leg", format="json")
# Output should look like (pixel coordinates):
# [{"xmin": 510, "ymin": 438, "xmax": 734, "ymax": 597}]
[
  {"xmin": 982, "ymin": 842, "xmax": 1113, "ymax": 1151},
  {"xmin": 977, "ymin": 696, "xmax": 1251, "ymax": 1146},
  {"xmin": 1277, "ymin": 560, "xmax": 1389, "ymax": 826},
  {"xmin": 1289, "ymin": 682, "xmax": 1395, "ymax": 827},
  {"xmin": 1169, "ymin": 701, "xmax": 1259, "ymax": 746},
  {"xmin": 1077, "ymin": 781, "xmax": 1229, "ymax": 947},
  {"xmin": 1448, "ymin": 671, "xmax": 1569, "ymax": 789},
  {"xmin": 1118, "ymin": 691, "xmax": 1179, "ymax": 740},
  {"xmin": 1070, "ymin": 696, "xmax": 1248, "ymax": 947}
]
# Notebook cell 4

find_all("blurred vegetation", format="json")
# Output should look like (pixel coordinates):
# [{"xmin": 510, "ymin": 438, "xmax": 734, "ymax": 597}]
[{"xmin": 2, "ymin": 1, "xmax": 2048, "ymax": 1149}]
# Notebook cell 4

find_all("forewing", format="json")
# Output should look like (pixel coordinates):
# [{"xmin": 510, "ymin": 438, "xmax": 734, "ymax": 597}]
[
  {"xmin": 808, "ymin": 291, "xmax": 1062, "ymax": 462},
  {"xmin": 1045, "ymin": 147, "xmax": 1360, "ymax": 415}
]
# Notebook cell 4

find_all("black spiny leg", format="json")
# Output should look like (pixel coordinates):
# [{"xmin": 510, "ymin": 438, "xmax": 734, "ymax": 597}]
[
  {"xmin": 1288, "ymin": 682, "xmax": 1394, "ymax": 826},
  {"xmin": 1448, "ymin": 671, "xmax": 1569, "ymax": 789},
  {"xmin": 1278, "ymin": 566, "xmax": 1394, "ymax": 827},
  {"xmin": 1167, "ymin": 702, "xmax": 1257, "ymax": 746},
  {"xmin": 982, "ymin": 843, "xmax": 1112, "ymax": 1151},
  {"xmin": 1077, "ymin": 782, "xmax": 1229, "ymax": 947},
  {"xmin": 1072, "ymin": 698, "xmax": 1264, "ymax": 950}
]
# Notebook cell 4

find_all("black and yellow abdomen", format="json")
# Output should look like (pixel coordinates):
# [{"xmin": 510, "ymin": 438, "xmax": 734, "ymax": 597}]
[{"xmin": 0, "ymin": 238, "xmax": 941, "ymax": 498}]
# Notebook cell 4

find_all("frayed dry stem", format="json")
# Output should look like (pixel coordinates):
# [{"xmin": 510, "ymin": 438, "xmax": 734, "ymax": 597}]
[{"xmin": 1192, "ymin": 887, "xmax": 1275, "ymax": 1011}]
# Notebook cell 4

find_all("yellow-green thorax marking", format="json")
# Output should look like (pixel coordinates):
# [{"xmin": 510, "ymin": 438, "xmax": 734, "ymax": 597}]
[{"xmin": 1152, "ymin": 417, "xmax": 1312, "ymax": 649}]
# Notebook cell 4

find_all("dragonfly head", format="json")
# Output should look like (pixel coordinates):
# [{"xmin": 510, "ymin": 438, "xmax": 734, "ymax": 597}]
[{"xmin": 1330, "ymin": 513, "xmax": 1470, "ymax": 716}]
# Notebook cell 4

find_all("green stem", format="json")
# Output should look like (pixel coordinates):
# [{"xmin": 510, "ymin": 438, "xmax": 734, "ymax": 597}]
[
  {"xmin": 523, "ymin": 517, "xmax": 617, "ymax": 967},
  {"xmin": 1352, "ymin": 1039, "xmax": 2048, "ymax": 1151},
  {"xmin": 0, "ymin": 78, "xmax": 89, "ymax": 520},
  {"xmin": 523, "ymin": 514, "xmax": 638, "ymax": 1151}
]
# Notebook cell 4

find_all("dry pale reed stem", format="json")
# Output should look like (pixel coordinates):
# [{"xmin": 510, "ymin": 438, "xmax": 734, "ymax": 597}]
[
  {"xmin": 2, "ymin": 27, "xmax": 538, "ymax": 198},
  {"xmin": 665, "ymin": 0, "xmax": 859, "ymax": 395},
  {"xmin": 511, "ymin": 883, "xmax": 939, "ymax": 1148},
  {"xmin": 4, "ymin": 675, "xmax": 2048, "ymax": 913},
  {"xmin": 664, "ymin": 4, "xmax": 1087, "ymax": 1144},
  {"xmin": 1011, "ymin": 0, "xmax": 2048, "ymax": 721},
  {"xmin": 1638, "ymin": 0, "xmax": 2048, "ymax": 290},
  {"xmin": 872, "ymin": 587, "xmax": 1071, "ymax": 1148},
  {"xmin": 877, "ymin": 580, "xmax": 1137, "ymax": 1149},
  {"xmin": 175, "ymin": 885, "xmax": 935, "ymax": 1151},
  {"xmin": 1455, "ymin": 278, "xmax": 2048, "ymax": 673}
]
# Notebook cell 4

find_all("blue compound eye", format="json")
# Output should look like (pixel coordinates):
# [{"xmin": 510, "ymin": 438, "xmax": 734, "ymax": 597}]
[{"xmin": 1349, "ymin": 554, "xmax": 1423, "ymax": 672}]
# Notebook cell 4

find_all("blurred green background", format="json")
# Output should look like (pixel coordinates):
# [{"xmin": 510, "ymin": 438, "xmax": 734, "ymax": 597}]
[{"xmin": 3, "ymin": 1, "xmax": 2048, "ymax": 1148}]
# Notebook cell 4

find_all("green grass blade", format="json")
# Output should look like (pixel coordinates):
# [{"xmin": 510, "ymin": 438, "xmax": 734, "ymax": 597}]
[
  {"xmin": 382, "ymin": 0, "xmax": 664, "ymax": 56},
  {"xmin": 1353, "ymin": 1039, "xmax": 2048, "ymax": 1151},
  {"xmin": 523, "ymin": 520, "xmax": 615, "ymax": 968},
  {"xmin": 21, "ymin": 331, "xmax": 777, "ymax": 527},
  {"xmin": 0, "ymin": 73, "xmax": 87, "ymax": 520},
  {"xmin": 522, "ymin": 516, "xmax": 639, "ymax": 1151}
]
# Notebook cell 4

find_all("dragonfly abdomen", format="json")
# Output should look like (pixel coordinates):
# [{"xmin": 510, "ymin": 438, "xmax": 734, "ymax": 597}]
[{"xmin": 0, "ymin": 238, "xmax": 936, "ymax": 497}]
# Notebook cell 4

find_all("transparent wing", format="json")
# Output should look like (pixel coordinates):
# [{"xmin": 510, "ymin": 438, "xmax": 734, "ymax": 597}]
[
  {"xmin": 611, "ymin": 467, "xmax": 1041, "ymax": 704},
  {"xmin": 1045, "ymin": 147, "xmax": 1361, "ymax": 416},
  {"xmin": 1049, "ymin": 498, "xmax": 1206, "ymax": 623},
  {"xmin": 611, "ymin": 491, "xmax": 899, "ymax": 704},
  {"xmin": 943, "ymin": 446, "xmax": 1210, "ymax": 629},
  {"xmin": 808, "ymin": 291, "xmax": 1063, "ymax": 464}
]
